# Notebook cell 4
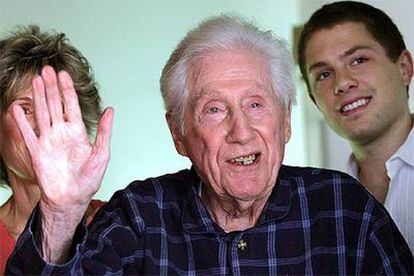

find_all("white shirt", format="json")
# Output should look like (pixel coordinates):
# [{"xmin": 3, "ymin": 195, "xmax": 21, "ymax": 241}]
[{"xmin": 347, "ymin": 124, "xmax": 414, "ymax": 254}]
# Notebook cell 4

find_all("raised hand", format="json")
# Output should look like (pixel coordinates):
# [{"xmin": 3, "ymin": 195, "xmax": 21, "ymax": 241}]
[{"xmin": 12, "ymin": 66, "xmax": 114, "ymax": 262}]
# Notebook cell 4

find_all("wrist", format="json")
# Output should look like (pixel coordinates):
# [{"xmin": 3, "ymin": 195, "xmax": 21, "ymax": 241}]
[{"xmin": 39, "ymin": 200, "xmax": 89, "ymax": 263}]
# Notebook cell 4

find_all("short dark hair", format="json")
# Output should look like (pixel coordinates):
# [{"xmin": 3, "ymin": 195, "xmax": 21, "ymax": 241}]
[
  {"xmin": 297, "ymin": 1, "xmax": 407, "ymax": 103},
  {"xmin": 0, "ymin": 25, "xmax": 102, "ymax": 185}
]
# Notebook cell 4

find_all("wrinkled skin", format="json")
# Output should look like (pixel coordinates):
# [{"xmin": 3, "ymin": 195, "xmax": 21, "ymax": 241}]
[
  {"xmin": 12, "ymin": 66, "xmax": 114, "ymax": 262},
  {"xmin": 168, "ymin": 49, "xmax": 291, "ymax": 232}
]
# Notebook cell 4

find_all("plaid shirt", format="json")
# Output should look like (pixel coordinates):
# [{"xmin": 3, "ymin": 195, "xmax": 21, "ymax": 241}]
[{"xmin": 6, "ymin": 166, "xmax": 413, "ymax": 275}]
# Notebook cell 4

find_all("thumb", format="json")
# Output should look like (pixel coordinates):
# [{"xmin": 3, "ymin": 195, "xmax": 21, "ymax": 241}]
[{"xmin": 94, "ymin": 107, "xmax": 114, "ymax": 152}]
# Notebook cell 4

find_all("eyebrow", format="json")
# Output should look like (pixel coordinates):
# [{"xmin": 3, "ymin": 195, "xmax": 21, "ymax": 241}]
[
  {"xmin": 342, "ymin": 45, "xmax": 372, "ymax": 58},
  {"xmin": 10, "ymin": 96, "xmax": 32, "ymax": 107},
  {"xmin": 15, "ymin": 96, "xmax": 33, "ymax": 102},
  {"xmin": 193, "ymin": 86, "xmax": 264, "ymax": 101},
  {"xmin": 308, "ymin": 45, "xmax": 373, "ymax": 73}
]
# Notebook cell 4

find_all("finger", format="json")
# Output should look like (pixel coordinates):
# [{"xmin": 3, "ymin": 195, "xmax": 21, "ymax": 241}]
[
  {"xmin": 85, "ymin": 108, "xmax": 114, "ymax": 191},
  {"xmin": 12, "ymin": 104, "xmax": 39, "ymax": 154},
  {"xmin": 32, "ymin": 75, "xmax": 51, "ymax": 135},
  {"xmin": 42, "ymin": 66, "xmax": 64, "ymax": 125},
  {"xmin": 93, "ymin": 107, "xmax": 114, "ymax": 153},
  {"xmin": 58, "ymin": 70, "xmax": 82, "ymax": 123}
]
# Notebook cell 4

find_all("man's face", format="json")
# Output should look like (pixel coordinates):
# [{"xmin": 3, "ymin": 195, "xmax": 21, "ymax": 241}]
[
  {"xmin": 305, "ymin": 22, "xmax": 413, "ymax": 144},
  {"xmin": 169, "ymin": 49, "xmax": 291, "ymax": 202}
]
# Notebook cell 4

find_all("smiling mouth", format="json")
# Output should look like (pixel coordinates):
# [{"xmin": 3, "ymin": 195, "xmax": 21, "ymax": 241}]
[
  {"xmin": 230, "ymin": 154, "xmax": 259, "ymax": 166},
  {"xmin": 340, "ymin": 97, "xmax": 371, "ymax": 113}
]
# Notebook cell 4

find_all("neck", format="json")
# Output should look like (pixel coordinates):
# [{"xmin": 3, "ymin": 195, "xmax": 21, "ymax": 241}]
[
  {"xmin": 0, "ymin": 172, "xmax": 40, "ymax": 240},
  {"xmin": 351, "ymin": 113, "xmax": 413, "ymax": 203},
  {"xmin": 201, "ymin": 186, "xmax": 271, "ymax": 233}
]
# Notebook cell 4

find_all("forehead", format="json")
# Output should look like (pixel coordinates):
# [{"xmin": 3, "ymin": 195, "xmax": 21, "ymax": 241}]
[
  {"xmin": 189, "ymin": 49, "xmax": 271, "ymax": 95},
  {"xmin": 305, "ymin": 22, "xmax": 384, "ymax": 67}
]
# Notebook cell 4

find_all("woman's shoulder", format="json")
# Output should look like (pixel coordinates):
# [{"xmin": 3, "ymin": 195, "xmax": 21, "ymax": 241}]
[
  {"xmin": 0, "ymin": 216, "xmax": 16, "ymax": 275},
  {"xmin": 85, "ymin": 199, "xmax": 106, "ymax": 226}
]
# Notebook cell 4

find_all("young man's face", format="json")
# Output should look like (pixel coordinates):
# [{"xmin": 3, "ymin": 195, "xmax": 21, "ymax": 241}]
[{"xmin": 305, "ymin": 22, "xmax": 413, "ymax": 145}]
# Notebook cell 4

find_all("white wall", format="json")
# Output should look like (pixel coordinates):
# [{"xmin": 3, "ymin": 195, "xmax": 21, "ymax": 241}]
[{"xmin": 0, "ymin": 0, "xmax": 308, "ymax": 204}]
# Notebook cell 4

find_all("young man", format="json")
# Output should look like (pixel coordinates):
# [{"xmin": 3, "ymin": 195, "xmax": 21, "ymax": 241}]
[{"xmin": 298, "ymin": 1, "xmax": 413, "ymax": 252}]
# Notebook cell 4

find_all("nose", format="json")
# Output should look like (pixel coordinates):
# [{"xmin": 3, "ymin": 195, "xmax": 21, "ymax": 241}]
[
  {"xmin": 334, "ymin": 67, "xmax": 358, "ymax": 95},
  {"xmin": 225, "ymin": 110, "xmax": 255, "ymax": 145}
]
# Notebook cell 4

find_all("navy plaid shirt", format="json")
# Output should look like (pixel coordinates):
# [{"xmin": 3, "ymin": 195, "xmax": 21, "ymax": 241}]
[{"xmin": 6, "ymin": 166, "xmax": 413, "ymax": 275}]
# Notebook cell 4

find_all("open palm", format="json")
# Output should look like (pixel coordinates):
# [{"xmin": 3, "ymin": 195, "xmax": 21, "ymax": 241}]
[{"xmin": 13, "ymin": 66, "xmax": 114, "ymax": 212}]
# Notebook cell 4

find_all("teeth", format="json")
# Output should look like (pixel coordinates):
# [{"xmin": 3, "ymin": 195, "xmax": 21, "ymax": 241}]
[
  {"xmin": 342, "ymin": 98, "xmax": 369, "ymax": 112},
  {"xmin": 231, "ymin": 154, "xmax": 256, "ymax": 165}
]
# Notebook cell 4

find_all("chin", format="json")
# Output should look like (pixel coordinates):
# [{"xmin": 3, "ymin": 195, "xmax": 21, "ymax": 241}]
[
  {"xmin": 229, "ymin": 184, "xmax": 270, "ymax": 202},
  {"xmin": 342, "ymin": 127, "xmax": 379, "ymax": 144}
]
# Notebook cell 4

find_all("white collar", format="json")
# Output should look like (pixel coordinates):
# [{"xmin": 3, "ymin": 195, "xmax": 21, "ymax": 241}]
[
  {"xmin": 346, "ymin": 154, "xmax": 358, "ymax": 179},
  {"xmin": 387, "ymin": 122, "xmax": 414, "ymax": 168}
]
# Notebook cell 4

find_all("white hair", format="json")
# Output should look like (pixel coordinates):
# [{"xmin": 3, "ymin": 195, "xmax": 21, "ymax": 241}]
[{"xmin": 160, "ymin": 14, "xmax": 296, "ymax": 135}]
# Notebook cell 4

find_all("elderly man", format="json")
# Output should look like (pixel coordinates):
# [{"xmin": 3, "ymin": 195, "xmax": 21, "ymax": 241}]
[
  {"xmin": 6, "ymin": 15, "xmax": 413, "ymax": 274},
  {"xmin": 297, "ymin": 1, "xmax": 414, "ymax": 253}
]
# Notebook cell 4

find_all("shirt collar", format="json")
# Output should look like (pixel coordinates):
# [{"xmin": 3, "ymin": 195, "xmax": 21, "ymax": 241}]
[
  {"xmin": 387, "ymin": 120, "xmax": 414, "ymax": 168},
  {"xmin": 346, "ymin": 153, "xmax": 358, "ymax": 179}
]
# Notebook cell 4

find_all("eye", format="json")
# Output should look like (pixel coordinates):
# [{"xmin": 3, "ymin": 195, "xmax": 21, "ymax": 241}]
[
  {"xmin": 23, "ymin": 108, "xmax": 32, "ymax": 115},
  {"xmin": 316, "ymin": 71, "xmax": 332, "ymax": 81},
  {"xmin": 21, "ymin": 106, "xmax": 33, "ymax": 115},
  {"xmin": 199, "ymin": 100, "xmax": 226, "ymax": 117},
  {"xmin": 352, "ymin": 57, "xmax": 368, "ymax": 65},
  {"xmin": 250, "ymin": 102, "xmax": 262, "ymax": 109},
  {"xmin": 206, "ymin": 106, "xmax": 220, "ymax": 114},
  {"xmin": 199, "ymin": 102, "xmax": 227, "ymax": 124}
]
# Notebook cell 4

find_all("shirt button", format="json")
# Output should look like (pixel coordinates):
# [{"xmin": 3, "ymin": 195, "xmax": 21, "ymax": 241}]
[{"xmin": 237, "ymin": 239, "xmax": 247, "ymax": 251}]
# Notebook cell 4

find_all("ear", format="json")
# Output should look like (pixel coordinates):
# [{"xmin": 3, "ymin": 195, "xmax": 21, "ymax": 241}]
[
  {"xmin": 165, "ymin": 112, "xmax": 188, "ymax": 157},
  {"xmin": 283, "ymin": 104, "xmax": 292, "ymax": 144},
  {"xmin": 398, "ymin": 50, "xmax": 413, "ymax": 86}
]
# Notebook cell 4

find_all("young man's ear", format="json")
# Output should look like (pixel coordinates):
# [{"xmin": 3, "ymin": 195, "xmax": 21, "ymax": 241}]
[
  {"xmin": 166, "ymin": 112, "xmax": 188, "ymax": 157},
  {"xmin": 399, "ymin": 50, "xmax": 413, "ymax": 86}
]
